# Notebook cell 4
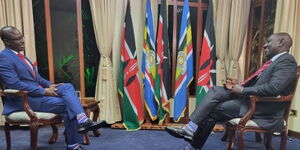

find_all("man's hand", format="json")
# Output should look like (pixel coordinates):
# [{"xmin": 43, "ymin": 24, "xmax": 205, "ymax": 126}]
[
  {"xmin": 44, "ymin": 87, "xmax": 58, "ymax": 96},
  {"xmin": 45, "ymin": 83, "xmax": 63, "ymax": 96},
  {"xmin": 49, "ymin": 83, "xmax": 63, "ymax": 88},
  {"xmin": 223, "ymin": 77, "xmax": 238, "ymax": 90},
  {"xmin": 230, "ymin": 84, "xmax": 244, "ymax": 94}
]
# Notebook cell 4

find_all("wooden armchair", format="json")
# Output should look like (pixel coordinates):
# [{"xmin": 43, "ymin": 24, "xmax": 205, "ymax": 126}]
[
  {"xmin": 0, "ymin": 81, "xmax": 62, "ymax": 150},
  {"xmin": 222, "ymin": 66, "xmax": 300, "ymax": 150},
  {"xmin": 80, "ymin": 97, "xmax": 101, "ymax": 145}
]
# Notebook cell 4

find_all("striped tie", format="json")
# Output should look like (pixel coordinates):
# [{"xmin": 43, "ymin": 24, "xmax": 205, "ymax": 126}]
[
  {"xmin": 17, "ymin": 53, "xmax": 36, "ymax": 79},
  {"xmin": 240, "ymin": 60, "xmax": 271, "ymax": 86}
]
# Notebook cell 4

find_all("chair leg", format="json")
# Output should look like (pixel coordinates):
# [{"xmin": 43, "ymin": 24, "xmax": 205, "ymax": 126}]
[
  {"xmin": 237, "ymin": 129, "xmax": 244, "ymax": 150},
  {"xmin": 227, "ymin": 128, "xmax": 235, "ymax": 150},
  {"xmin": 92, "ymin": 107, "xmax": 101, "ymax": 137},
  {"xmin": 280, "ymin": 131, "xmax": 288, "ymax": 150},
  {"xmin": 255, "ymin": 132, "xmax": 262, "ymax": 142},
  {"xmin": 83, "ymin": 133, "xmax": 90, "ymax": 145},
  {"xmin": 222, "ymin": 128, "xmax": 228, "ymax": 141},
  {"xmin": 48, "ymin": 124, "xmax": 58, "ymax": 144},
  {"xmin": 263, "ymin": 133, "xmax": 273, "ymax": 150},
  {"xmin": 30, "ymin": 123, "xmax": 39, "ymax": 150},
  {"xmin": 4, "ymin": 123, "xmax": 11, "ymax": 150}
]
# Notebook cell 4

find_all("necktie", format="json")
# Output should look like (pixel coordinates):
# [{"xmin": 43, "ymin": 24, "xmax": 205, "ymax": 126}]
[
  {"xmin": 17, "ymin": 53, "xmax": 36, "ymax": 79},
  {"xmin": 240, "ymin": 60, "xmax": 271, "ymax": 86}
]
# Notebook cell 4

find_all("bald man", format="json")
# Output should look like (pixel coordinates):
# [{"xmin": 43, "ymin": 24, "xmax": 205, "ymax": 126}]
[
  {"xmin": 0, "ymin": 26, "xmax": 105, "ymax": 150},
  {"xmin": 165, "ymin": 33, "xmax": 297, "ymax": 150}
]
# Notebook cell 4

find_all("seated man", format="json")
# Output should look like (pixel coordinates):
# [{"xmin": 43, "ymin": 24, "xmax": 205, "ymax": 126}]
[
  {"xmin": 165, "ymin": 32, "xmax": 297, "ymax": 150},
  {"xmin": 0, "ymin": 26, "xmax": 105, "ymax": 150}
]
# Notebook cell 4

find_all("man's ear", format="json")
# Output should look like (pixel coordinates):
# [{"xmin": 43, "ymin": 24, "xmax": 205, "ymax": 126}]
[
  {"xmin": 278, "ymin": 38, "xmax": 285, "ymax": 47},
  {"xmin": 3, "ymin": 39, "xmax": 10, "ymax": 46}
]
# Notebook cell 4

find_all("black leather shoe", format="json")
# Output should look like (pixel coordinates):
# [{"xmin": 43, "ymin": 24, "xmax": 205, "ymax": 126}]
[
  {"xmin": 78, "ymin": 119, "xmax": 106, "ymax": 134},
  {"xmin": 165, "ymin": 127, "xmax": 194, "ymax": 139},
  {"xmin": 183, "ymin": 135, "xmax": 193, "ymax": 141}
]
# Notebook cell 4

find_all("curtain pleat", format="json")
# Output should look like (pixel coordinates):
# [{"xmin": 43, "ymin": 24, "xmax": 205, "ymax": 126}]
[
  {"xmin": 274, "ymin": 0, "xmax": 300, "ymax": 132},
  {"xmin": 227, "ymin": 0, "xmax": 250, "ymax": 80},
  {"xmin": 89, "ymin": 0, "xmax": 121, "ymax": 124},
  {"xmin": 214, "ymin": 0, "xmax": 231, "ymax": 86}
]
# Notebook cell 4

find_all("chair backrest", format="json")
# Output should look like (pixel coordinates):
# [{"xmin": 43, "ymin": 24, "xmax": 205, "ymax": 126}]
[
  {"xmin": 0, "ymin": 78, "xmax": 4, "ymax": 91},
  {"xmin": 283, "ymin": 66, "xmax": 300, "ymax": 123},
  {"xmin": 289, "ymin": 66, "xmax": 300, "ymax": 95}
]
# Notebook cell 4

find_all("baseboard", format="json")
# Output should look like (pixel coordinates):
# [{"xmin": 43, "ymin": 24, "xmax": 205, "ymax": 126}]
[{"xmin": 288, "ymin": 130, "xmax": 300, "ymax": 139}]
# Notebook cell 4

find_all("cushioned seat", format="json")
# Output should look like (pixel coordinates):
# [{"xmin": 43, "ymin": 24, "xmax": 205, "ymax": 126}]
[
  {"xmin": 6, "ymin": 111, "xmax": 59, "ymax": 122},
  {"xmin": 228, "ymin": 118, "xmax": 259, "ymax": 127},
  {"xmin": 0, "ymin": 87, "xmax": 63, "ymax": 150},
  {"xmin": 222, "ymin": 66, "xmax": 300, "ymax": 150}
]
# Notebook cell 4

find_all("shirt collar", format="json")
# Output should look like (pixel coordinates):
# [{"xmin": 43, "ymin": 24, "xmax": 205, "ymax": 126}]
[
  {"xmin": 271, "ymin": 52, "xmax": 287, "ymax": 62},
  {"xmin": 8, "ymin": 49, "xmax": 18, "ymax": 55}
]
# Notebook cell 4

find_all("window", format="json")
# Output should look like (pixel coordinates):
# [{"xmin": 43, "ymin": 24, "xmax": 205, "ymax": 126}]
[
  {"xmin": 245, "ymin": 0, "xmax": 277, "ymax": 77},
  {"xmin": 32, "ymin": 0, "xmax": 99, "ymax": 97}
]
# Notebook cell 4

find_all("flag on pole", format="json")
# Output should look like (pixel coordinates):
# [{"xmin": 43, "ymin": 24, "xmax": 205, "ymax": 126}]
[
  {"xmin": 118, "ymin": 2, "xmax": 144, "ymax": 130},
  {"xmin": 196, "ymin": 0, "xmax": 216, "ymax": 106},
  {"xmin": 173, "ymin": 0, "xmax": 194, "ymax": 122},
  {"xmin": 142, "ymin": 0, "xmax": 158, "ymax": 121},
  {"xmin": 155, "ymin": 0, "xmax": 172, "ymax": 124}
]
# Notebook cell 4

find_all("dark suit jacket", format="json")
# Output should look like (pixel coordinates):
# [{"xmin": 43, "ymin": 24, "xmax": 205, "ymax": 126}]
[
  {"xmin": 241, "ymin": 53, "xmax": 297, "ymax": 132},
  {"xmin": 0, "ymin": 48, "xmax": 52, "ymax": 115}
]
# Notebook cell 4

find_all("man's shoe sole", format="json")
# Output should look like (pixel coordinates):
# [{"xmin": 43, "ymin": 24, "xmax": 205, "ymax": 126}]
[
  {"xmin": 78, "ymin": 121, "xmax": 106, "ymax": 134},
  {"xmin": 165, "ymin": 127, "xmax": 184, "ymax": 138},
  {"xmin": 183, "ymin": 135, "xmax": 193, "ymax": 141}
]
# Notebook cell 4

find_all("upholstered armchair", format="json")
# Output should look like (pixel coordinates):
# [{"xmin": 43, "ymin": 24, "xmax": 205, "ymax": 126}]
[
  {"xmin": 222, "ymin": 66, "xmax": 300, "ymax": 150},
  {"xmin": 0, "ymin": 82, "xmax": 62, "ymax": 150}
]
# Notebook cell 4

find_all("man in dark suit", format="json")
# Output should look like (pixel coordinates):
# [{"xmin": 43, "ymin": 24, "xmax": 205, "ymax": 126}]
[
  {"xmin": 0, "ymin": 26, "xmax": 105, "ymax": 150},
  {"xmin": 165, "ymin": 32, "xmax": 297, "ymax": 150}
]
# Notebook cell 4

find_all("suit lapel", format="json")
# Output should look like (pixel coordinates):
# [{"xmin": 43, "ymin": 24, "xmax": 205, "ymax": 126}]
[
  {"xmin": 258, "ymin": 53, "xmax": 289, "ymax": 79},
  {"xmin": 6, "ymin": 49, "xmax": 36, "ymax": 79}
]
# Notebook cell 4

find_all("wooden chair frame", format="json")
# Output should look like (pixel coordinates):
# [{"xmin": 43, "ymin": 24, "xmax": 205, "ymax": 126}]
[
  {"xmin": 0, "ymin": 90, "xmax": 62, "ymax": 150},
  {"xmin": 222, "ymin": 66, "xmax": 300, "ymax": 150}
]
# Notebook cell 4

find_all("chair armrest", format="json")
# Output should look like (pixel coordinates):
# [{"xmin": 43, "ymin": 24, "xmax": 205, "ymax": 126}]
[
  {"xmin": 250, "ymin": 95, "xmax": 293, "ymax": 102},
  {"xmin": 238, "ymin": 96, "xmax": 256, "ymax": 128},
  {"xmin": 1, "ymin": 89, "xmax": 38, "ymax": 121},
  {"xmin": 237, "ymin": 95, "xmax": 293, "ymax": 127}
]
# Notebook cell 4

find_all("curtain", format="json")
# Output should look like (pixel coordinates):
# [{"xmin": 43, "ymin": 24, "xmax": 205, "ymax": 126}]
[
  {"xmin": 274, "ymin": 0, "xmax": 300, "ymax": 132},
  {"xmin": 0, "ymin": 0, "xmax": 36, "ymax": 125},
  {"xmin": 89, "ymin": 0, "xmax": 121, "ymax": 124},
  {"xmin": 213, "ymin": 0, "xmax": 231, "ymax": 86},
  {"xmin": 0, "ymin": 0, "xmax": 36, "ymax": 61},
  {"xmin": 227, "ymin": 0, "xmax": 250, "ymax": 80},
  {"xmin": 113, "ymin": 0, "xmax": 158, "ymax": 81}
]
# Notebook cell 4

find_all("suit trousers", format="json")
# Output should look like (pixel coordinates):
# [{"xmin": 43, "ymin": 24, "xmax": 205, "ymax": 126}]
[
  {"xmin": 28, "ymin": 83, "xmax": 84, "ymax": 145},
  {"xmin": 189, "ymin": 86, "xmax": 242, "ymax": 149}
]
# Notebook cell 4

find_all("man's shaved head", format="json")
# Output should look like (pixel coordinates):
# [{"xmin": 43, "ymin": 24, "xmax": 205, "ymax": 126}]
[
  {"xmin": 273, "ymin": 32, "xmax": 293, "ymax": 49},
  {"xmin": 0, "ymin": 26, "xmax": 20, "ymax": 40},
  {"xmin": 0, "ymin": 26, "xmax": 25, "ymax": 52}
]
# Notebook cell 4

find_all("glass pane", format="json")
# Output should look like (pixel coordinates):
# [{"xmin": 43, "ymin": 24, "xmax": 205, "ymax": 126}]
[
  {"xmin": 263, "ymin": 0, "xmax": 277, "ymax": 51},
  {"xmin": 82, "ymin": 0, "xmax": 100, "ymax": 97},
  {"xmin": 168, "ymin": 5, "xmax": 174, "ymax": 68},
  {"xmin": 50, "ymin": 0, "xmax": 80, "ymax": 90},
  {"xmin": 249, "ymin": 6, "xmax": 261, "ymax": 75},
  {"xmin": 33, "ymin": 0, "xmax": 49, "ymax": 80},
  {"xmin": 189, "ymin": 7, "xmax": 198, "ymax": 95}
]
